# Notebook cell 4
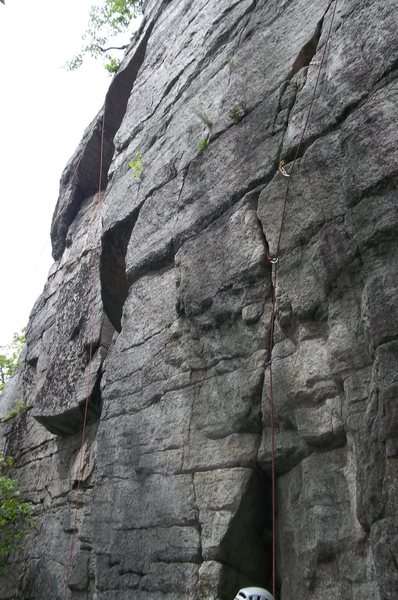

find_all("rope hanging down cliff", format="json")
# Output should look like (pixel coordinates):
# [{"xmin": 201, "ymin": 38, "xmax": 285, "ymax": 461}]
[{"xmin": 266, "ymin": 1, "xmax": 339, "ymax": 597}]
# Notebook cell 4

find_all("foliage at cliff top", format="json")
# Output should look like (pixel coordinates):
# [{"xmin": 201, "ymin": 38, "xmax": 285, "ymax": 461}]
[
  {"xmin": 0, "ymin": 453, "xmax": 34, "ymax": 571},
  {"xmin": 0, "ymin": 330, "xmax": 26, "ymax": 393},
  {"xmin": 67, "ymin": 0, "xmax": 144, "ymax": 74}
]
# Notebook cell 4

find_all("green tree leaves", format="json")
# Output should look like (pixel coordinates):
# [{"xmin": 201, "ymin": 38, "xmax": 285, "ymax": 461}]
[
  {"xmin": 67, "ymin": 0, "xmax": 144, "ymax": 73},
  {"xmin": 0, "ymin": 330, "xmax": 25, "ymax": 393}
]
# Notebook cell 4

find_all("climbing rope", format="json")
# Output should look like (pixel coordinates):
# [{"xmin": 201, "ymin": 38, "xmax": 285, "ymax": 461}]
[
  {"xmin": 63, "ymin": 109, "xmax": 106, "ymax": 599},
  {"xmin": 267, "ymin": 1, "xmax": 339, "ymax": 597}
]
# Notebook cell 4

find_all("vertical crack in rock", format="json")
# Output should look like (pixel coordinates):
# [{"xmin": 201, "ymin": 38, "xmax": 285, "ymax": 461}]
[
  {"xmin": 190, "ymin": 190, "xmax": 274, "ymax": 598},
  {"xmin": 101, "ymin": 173, "xmax": 180, "ymax": 332},
  {"xmin": 291, "ymin": 14, "xmax": 325, "ymax": 76},
  {"xmin": 192, "ymin": 472, "xmax": 204, "ymax": 568},
  {"xmin": 100, "ymin": 211, "xmax": 138, "ymax": 332},
  {"xmin": 275, "ymin": 1, "xmax": 332, "ymax": 161},
  {"xmin": 217, "ymin": 471, "xmax": 272, "ymax": 598},
  {"xmin": 254, "ymin": 207, "xmax": 274, "ymax": 355}
]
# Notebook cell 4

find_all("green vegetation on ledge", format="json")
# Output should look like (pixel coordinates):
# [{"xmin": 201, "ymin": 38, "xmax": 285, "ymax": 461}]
[
  {"xmin": 0, "ymin": 453, "xmax": 34, "ymax": 571},
  {"xmin": 2, "ymin": 400, "xmax": 31, "ymax": 423}
]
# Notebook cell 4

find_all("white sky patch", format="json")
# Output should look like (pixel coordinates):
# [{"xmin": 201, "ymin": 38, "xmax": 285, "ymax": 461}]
[{"xmin": 0, "ymin": 0, "xmax": 134, "ymax": 347}]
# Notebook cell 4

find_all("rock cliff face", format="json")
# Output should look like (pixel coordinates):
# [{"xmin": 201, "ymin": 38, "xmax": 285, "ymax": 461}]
[{"xmin": 1, "ymin": 0, "xmax": 398, "ymax": 598}]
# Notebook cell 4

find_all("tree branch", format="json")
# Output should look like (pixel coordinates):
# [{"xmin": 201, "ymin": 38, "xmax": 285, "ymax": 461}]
[{"xmin": 94, "ymin": 43, "xmax": 129, "ymax": 53}]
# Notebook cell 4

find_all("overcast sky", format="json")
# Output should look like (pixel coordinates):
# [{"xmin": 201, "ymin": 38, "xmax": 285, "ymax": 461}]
[{"xmin": 0, "ymin": 0, "xmax": 123, "ymax": 347}]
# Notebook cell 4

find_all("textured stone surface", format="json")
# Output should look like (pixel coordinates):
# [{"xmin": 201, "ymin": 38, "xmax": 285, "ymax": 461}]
[
  {"xmin": 1, "ymin": 0, "xmax": 398, "ymax": 599},
  {"xmin": 22, "ymin": 195, "xmax": 113, "ymax": 435}
]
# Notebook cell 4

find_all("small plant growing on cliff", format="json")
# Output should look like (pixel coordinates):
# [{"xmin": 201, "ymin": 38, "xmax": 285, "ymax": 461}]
[
  {"xmin": 2, "ymin": 400, "xmax": 30, "ymax": 423},
  {"xmin": 0, "ymin": 453, "xmax": 34, "ymax": 571},
  {"xmin": 229, "ymin": 103, "xmax": 246, "ymax": 122},
  {"xmin": 193, "ymin": 108, "xmax": 214, "ymax": 130},
  {"xmin": 129, "ymin": 151, "xmax": 143, "ymax": 179},
  {"xmin": 198, "ymin": 136, "xmax": 209, "ymax": 153},
  {"xmin": 226, "ymin": 57, "xmax": 235, "ymax": 71},
  {"xmin": 193, "ymin": 107, "xmax": 213, "ymax": 154}
]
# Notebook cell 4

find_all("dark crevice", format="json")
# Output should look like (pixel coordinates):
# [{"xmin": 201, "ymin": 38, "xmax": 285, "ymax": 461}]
[
  {"xmin": 274, "ymin": 1, "xmax": 332, "ymax": 152},
  {"xmin": 254, "ymin": 206, "xmax": 272, "ymax": 267},
  {"xmin": 70, "ymin": 317, "xmax": 84, "ymax": 341},
  {"xmin": 291, "ymin": 15, "xmax": 324, "ymax": 76},
  {"xmin": 273, "ymin": 6, "xmax": 326, "ymax": 137},
  {"xmin": 218, "ymin": 470, "xmax": 273, "ymax": 599},
  {"xmin": 253, "ymin": 209, "xmax": 275, "ymax": 378},
  {"xmin": 172, "ymin": 165, "xmax": 189, "ymax": 259},
  {"xmin": 85, "ymin": 337, "xmax": 103, "ymax": 364},
  {"xmin": 27, "ymin": 356, "xmax": 38, "ymax": 368},
  {"xmin": 192, "ymin": 472, "xmax": 204, "ymax": 566},
  {"xmin": 100, "ymin": 211, "xmax": 140, "ymax": 332},
  {"xmin": 101, "ymin": 161, "xmax": 180, "ymax": 330}
]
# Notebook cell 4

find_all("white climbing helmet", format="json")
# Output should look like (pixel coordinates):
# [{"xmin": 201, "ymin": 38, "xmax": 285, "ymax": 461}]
[{"xmin": 234, "ymin": 587, "xmax": 274, "ymax": 600}]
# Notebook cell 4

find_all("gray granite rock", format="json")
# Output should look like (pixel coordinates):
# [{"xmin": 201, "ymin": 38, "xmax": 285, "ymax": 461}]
[
  {"xmin": 22, "ymin": 195, "xmax": 113, "ymax": 436},
  {"xmin": 1, "ymin": 0, "xmax": 398, "ymax": 598}
]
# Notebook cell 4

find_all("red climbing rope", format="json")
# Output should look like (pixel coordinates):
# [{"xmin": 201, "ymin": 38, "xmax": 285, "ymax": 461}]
[
  {"xmin": 63, "ymin": 110, "xmax": 106, "ymax": 599},
  {"xmin": 98, "ymin": 110, "xmax": 106, "ymax": 203},
  {"xmin": 268, "ymin": 281, "xmax": 277, "ymax": 599},
  {"xmin": 267, "ymin": 1, "xmax": 339, "ymax": 597}
]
